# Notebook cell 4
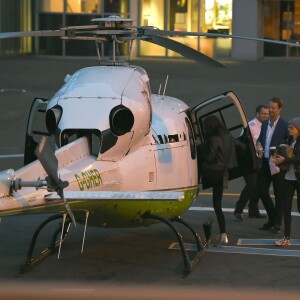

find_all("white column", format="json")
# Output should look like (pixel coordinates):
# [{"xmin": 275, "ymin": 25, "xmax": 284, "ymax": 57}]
[{"xmin": 231, "ymin": 0, "xmax": 263, "ymax": 61}]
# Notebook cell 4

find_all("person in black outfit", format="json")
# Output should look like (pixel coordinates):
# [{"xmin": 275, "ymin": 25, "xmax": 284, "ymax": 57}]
[
  {"xmin": 273, "ymin": 117, "xmax": 300, "ymax": 245},
  {"xmin": 256, "ymin": 97, "xmax": 289, "ymax": 232},
  {"xmin": 201, "ymin": 115, "xmax": 245, "ymax": 246}
]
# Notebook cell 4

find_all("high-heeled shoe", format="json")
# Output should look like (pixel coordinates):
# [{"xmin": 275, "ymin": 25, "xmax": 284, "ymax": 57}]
[{"xmin": 214, "ymin": 233, "xmax": 228, "ymax": 247}]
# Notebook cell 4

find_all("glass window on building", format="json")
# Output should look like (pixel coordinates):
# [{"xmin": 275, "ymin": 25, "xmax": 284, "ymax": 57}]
[
  {"xmin": 139, "ymin": 0, "xmax": 232, "ymax": 59},
  {"xmin": 39, "ymin": 0, "xmax": 129, "ymax": 14},
  {"xmin": 0, "ymin": 0, "xmax": 32, "ymax": 54},
  {"xmin": 40, "ymin": 0, "xmax": 63, "ymax": 12},
  {"xmin": 167, "ymin": 0, "xmax": 200, "ymax": 58},
  {"xmin": 140, "ymin": 0, "xmax": 166, "ymax": 56},
  {"xmin": 264, "ymin": 0, "xmax": 300, "ymax": 57},
  {"xmin": 40, "ymin": 0, "xmax": 100, "ymax": 13},
  {"xmin": 200, "ymin": 0, "xmax": 232, "ymax": 58},
  {"xmin": 104, "ymin": 0, "xmax": 129, "ymax": 17}
]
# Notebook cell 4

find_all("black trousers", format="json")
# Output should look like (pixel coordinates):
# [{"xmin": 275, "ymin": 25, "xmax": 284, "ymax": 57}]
[
  {"xmin": 297, "ymin": 184, "xmax": 300, "ymax": 213},
  {"xmin": 203, "ymin": 169, "xmax": 226, "ymax": 233},
  {"xmin": 235, "ymin": 172, "xmax": 259, "ymax": 214},
  {"xmin": 257, "ymin": 158, "xmax": 286, "ymax": 227},
  {"xmin": 283, "ymin": 180, "xmax": 299, "ymax": 238}
]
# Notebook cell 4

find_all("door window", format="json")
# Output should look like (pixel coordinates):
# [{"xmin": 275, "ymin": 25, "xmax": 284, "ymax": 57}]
[
  {"xmin": 139, "ymin": 0, "xmax": 232, "ymax": 58},
  {"xmin": 191, "ymin": 91, "xmax": 257, "ymax": 186},
  {"xmin": 24, "ymin": 98, "xmax": 49, "ymax": 165}
]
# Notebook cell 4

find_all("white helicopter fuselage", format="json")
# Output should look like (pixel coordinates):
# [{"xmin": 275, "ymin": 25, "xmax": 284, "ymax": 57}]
[
  {"xmin": 0, "ymin": 15, "xmax": 263, "ymax": 273},
  {"xmin": 0, "ymin": 65, "xmax": 198, "ymax": 227}
]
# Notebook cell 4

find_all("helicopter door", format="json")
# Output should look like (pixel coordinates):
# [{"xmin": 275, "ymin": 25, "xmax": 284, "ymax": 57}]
[
  {"xmin": 24, "ymin": 97, "xmax": 49, "ymax": 165},
  {"xmin": 191, "ymin": 91, "xmax": 257, "ymax": 189}
]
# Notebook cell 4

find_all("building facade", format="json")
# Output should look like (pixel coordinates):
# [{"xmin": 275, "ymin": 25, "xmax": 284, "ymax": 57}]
[{"xmin": 0, "ymin": 0, "xmax": 300, "ymax": 60}]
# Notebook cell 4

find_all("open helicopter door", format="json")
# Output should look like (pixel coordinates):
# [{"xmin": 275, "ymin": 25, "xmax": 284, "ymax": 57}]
[
  {"xmin": 24, "ymin": 98, "xmax": 49, "ymax": 165},
  {"xmin": 191, "ymin": 91, "xmax": 257, "ymax": 189}
]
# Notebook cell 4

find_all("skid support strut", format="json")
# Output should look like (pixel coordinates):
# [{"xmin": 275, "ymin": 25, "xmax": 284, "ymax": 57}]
[
  {"xmin": 173, "ymin": 216, "xmax": 203, "ymax": 251},
  {"xmin": 20, "ymin": 213, "xmax": 71, "ymax": 273},
  {"xmin": 144, "ymin": 212, "xmax": 205, "ymax": 274}
]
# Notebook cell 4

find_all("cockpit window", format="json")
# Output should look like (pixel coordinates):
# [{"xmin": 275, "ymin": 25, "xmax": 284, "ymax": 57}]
[{"xmin": 61, "ymin": 129, "xmax": 101, "ymax": 157}]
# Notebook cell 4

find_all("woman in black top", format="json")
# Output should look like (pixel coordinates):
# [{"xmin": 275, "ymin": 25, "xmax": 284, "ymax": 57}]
[
  {"xmin": 202, "ymin": 115, "xmax": 243, "ymax": 246},
  {"xmin": 274, "ymin": 117, "xmax": 300, "ymax": 246}
]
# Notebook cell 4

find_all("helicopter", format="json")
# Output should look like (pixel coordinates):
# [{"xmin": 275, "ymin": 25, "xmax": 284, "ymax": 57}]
[{"xmin": 0, "ymin": 16, "xmax": 298, "ymax": 274}]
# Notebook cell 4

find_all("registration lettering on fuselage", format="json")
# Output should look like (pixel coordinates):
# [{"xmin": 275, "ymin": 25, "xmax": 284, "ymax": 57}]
[{"xmin": 75, "ymin": 169, "xmax": 102, "ymax": 191}]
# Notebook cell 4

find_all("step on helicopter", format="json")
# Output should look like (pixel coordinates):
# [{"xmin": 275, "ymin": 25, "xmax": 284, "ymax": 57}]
[{"xmin": 0, "ymin": 16, "xmax": 298, "ymax": 274}]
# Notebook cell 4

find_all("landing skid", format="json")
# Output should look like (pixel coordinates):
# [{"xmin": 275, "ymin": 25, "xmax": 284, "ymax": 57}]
[
  {"xmin": 144, "ymin": 212, "xmax": 208, "ymax": 275},
  {"xmin": 20, "ymin": 213, "xmax": 71, "ymax": 273}
]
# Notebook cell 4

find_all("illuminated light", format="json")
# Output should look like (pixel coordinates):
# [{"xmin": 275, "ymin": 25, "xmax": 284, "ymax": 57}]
[{"xmin": 205, "ymin": 0, "xmax": 214, "ymax": 10}]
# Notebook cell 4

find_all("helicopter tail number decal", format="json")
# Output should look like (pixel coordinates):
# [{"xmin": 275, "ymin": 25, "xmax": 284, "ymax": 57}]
[{"xmin": 74, "ymin": 169, "xmax": 102, "ymax": 191}]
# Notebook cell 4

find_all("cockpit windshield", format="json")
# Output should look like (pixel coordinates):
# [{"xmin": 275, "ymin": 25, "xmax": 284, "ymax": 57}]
[{"xmin": 61, "ymin": 129, "xmax": 101, "ymax": 157}]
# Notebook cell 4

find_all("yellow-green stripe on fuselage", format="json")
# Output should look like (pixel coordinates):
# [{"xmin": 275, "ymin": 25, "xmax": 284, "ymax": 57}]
[
  {"xmin": 0, "ymin": 187, "xmax": 198, "ymax": 228},
  {"xmin": 73, "ymin": 187, "xmax": 198, "ymax": 228}
]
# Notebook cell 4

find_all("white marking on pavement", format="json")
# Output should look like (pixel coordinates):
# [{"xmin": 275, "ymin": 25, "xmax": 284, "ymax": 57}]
[
  {"xmin": 0, "ymin": 154, "xmax": 24, "ymax": 159},
  {"xmin": 207, "ymin": 246, "xmax": 300, "ymax": 257},
  {"xmin": 189, "ymin": 206, "xmax": 300, "ymax": 217},
  {"xmin": 169, "ymin": 242, "xmax": 300, "ymax": 257},
  {"xmin": 0, "ymin": 89, "xmax": 27, "ymax": 93},
  {"xmin": 237, "ymin": 239, "xmax": 300, "ymax": 246}
]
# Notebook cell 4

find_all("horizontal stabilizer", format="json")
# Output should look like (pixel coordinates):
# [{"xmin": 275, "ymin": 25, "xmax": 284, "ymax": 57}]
[{"xmin": 45, "ymin": 191, "xmax": 184, "ymax": 201}]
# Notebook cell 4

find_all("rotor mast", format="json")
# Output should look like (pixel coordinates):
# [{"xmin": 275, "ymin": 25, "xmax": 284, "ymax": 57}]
[
  {"xmin": 61, "ymin": 16, "xmax": 135, "ymax": 65},
  {"xmin": 91, "ymin": 16, "xmax": 134, "ymax": 65}
]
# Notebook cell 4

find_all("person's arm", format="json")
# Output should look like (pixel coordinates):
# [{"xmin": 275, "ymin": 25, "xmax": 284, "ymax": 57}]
[
  {"xmin": 274, "ymin": 155, "xmax": 300, "ymax": 166},
  {"xmin": 256, "ymin": 127, "xmax": 263, "ymax": 148}
]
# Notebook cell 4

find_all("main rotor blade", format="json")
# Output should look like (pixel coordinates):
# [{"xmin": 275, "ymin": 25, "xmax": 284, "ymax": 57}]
[
  {"xmin": 145, "ymin": 36, "xmax": 225, "ymax": 67},
  {"xmin": 35, "ymin": 136, "xmax": 59, "ymax": 187},
  {"xmin": 0, "ymin": 30, "xmax": 64, "ymax": 39},
  {"xmin": 143, "ymin": 29, "xmax": 300, "ymax": 48}
]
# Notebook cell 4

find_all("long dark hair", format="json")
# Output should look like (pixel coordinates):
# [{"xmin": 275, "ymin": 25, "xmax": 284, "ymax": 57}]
[{"xmin": 203, "ymin": 115, "xmax": 227, "ymax": 138}]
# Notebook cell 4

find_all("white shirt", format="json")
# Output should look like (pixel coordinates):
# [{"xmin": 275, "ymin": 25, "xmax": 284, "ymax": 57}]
[
  {"xmin": 264, "ymin": 117, "xmax": 280, "ymax": 159},
  {"xmin": 248, "ymin": 117, "xmax": 262, "ymax": 145},
  {"xmin": 264, "ymin": 117, "xmax": 280, "ymax": 175}
]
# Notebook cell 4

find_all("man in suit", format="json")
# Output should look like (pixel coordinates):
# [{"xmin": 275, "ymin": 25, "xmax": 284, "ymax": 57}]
[{"xmin": 256, "ymin": 97, "xmax": 289, "ymax": 232}]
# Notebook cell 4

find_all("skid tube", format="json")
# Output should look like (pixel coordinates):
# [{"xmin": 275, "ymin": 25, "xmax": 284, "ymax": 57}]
[
  {"xmin": 20, "ymin": 213, "xmax": 71, "ymax": 273},
  {"xmin": 144, "ymin": 212, "xmax": 206, "ymax": 275}
]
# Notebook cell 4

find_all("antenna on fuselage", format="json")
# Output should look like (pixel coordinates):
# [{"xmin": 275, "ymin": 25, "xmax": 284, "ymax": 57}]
[
  {"xmin": 158, "ymin": 84, "xmax": 162, "ymax": 95},
  {"xmin": 128, "ymin": 39, "xmax": 133, "ymax": 63},
  {"xmin": 95, "ymin": 41, "xmax": 101, "ymax": 65},
  {"xmin": 162, "ymin": 75, "xmax": 169, "ymax": 99}
]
